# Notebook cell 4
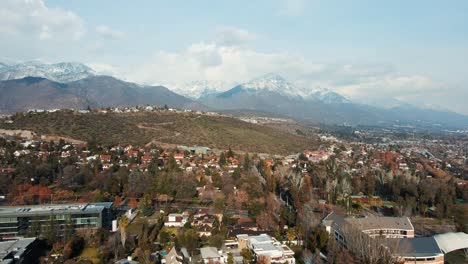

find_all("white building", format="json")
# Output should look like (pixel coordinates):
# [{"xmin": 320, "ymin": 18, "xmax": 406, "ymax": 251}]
[
  {"xmin": 238, "ymin": 234, "xmax": 295, "ymax": 264},
  {"xmin": 200, "ymin": 247, "xmax": 224, "ymax": 264},
  {"xmin": 164, "ymin": 213, "xmax": 189, "ymax": 227}
]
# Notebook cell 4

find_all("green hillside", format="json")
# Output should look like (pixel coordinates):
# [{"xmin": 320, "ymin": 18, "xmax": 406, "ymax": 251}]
[{"xmin": 1, "ymin": 111, "xmax": 318, "ymax": 154}]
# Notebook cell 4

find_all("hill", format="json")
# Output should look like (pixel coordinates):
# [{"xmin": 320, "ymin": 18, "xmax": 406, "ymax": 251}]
[
  {"xmin": 0, "ymin": 111, "xmax": 318, "ymax": 154},
  {"xmin": 0, "ymin": 76, "xmax": 205, "ymax": 113},
  {"xmin": 0, "ymin": 77, "xmax": 86, "ymax": 112}
]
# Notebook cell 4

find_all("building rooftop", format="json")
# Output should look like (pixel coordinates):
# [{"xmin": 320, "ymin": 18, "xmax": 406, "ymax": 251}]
[
  {"xmin": 434, "ymin": 232, "xmax": 468, "ymax": 254},
  {"xmin": 200, "ymin": 247, "xmax": 220, "ymax": 260},
  {"xmin": 346, "ymin": 215, "xmax": 414, "ymax": 231},
  {"xmin": 0, "ymin": 202, "xmax": 113, "ymax": 217},
  {"xmin": 246, "ymin": 234, "xmax": 274, "ymax": 244},
  {"xmin": 392, "ymin": 237, "xmax": 443, "ymax": 258},
  {"xmin": 0, "ymin": 237, "xmax": 36, "ymax": 260},
  {"xmin": 322, "ymin": 211, "xmax": 345, "ymax": 232}
]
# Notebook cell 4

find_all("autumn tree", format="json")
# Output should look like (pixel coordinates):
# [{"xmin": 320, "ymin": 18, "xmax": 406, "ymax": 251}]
[{"xmin": 119, "ymin": 215, "xmax": 129, "ymax": 249}]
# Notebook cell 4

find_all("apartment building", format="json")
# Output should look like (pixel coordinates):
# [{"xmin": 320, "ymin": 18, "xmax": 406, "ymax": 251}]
[{"xmin": 0, "ymin": 202, "xmax": 113, "ymax": 239}]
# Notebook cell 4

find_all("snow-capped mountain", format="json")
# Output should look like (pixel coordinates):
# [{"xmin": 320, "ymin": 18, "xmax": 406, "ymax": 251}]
[
  {"xmin": 305, "ymin": 87, "xmax": 350, "ymax": 104},
  {"xmin": 229, "ymin": 73, "xmax": 349, "ymax": 104},
  {"xmin": 0, "ymin": 61, "xmax": 96, "ymax": 83},
  {"xmin": 239, "ymin": 74, "xmax": 304, "ymax": 97},
  {"xmin": 167, "ymin": 80, "xmax": 238, "ymax": 99}
]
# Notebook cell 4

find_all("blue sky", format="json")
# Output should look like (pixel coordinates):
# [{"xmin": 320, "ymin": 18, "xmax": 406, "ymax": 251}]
[{"xmin": 1, "ymin": 0, "xmax": 467, "ymax": 114}]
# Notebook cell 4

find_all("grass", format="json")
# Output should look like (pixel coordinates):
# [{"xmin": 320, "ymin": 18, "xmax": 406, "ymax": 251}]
[{"xmin": 1, "ymin": 111, "xmax": 319, "ymax": 154}]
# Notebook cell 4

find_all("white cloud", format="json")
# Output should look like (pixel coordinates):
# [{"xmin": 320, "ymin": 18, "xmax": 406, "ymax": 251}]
[
  {"xmin": 215, "ymin": 26, "xmax": 257, "ymax": 46},
  {"xmin": 86, "ymin": 62, "xmax": 125, "ymax": 77},
  {"xmin": 84, "ymin": 31, "xmax": 446, "ymax": 109},
  {"xmin": 277, "ymin": 0, "xmax": 312, "ymax": 16},
  {"xmin": 123, "ymin": 42, "xmax": 325, "ymax": 85},
  {"xmin": 81, "ymin": 25, "xmax": 466, "ymax": 115},
  {"xmin": 332, "ymin": 75, "xmax": 440, "ymax": 100},
  {"xmin": 96, "ymin": 25, "xmax": 126, "ymax": 39},
  {"xmin": 0, "ymin": 0, "xmax": 85, "ymax": 41}
]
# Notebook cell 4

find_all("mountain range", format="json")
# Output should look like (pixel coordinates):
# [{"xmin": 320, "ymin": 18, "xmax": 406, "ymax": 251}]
[
  {"xmin": 1, "ymin": 61, "xmax": 467, "ymax": 129},
  {"xmin": 164, "ymin": 80, "xmax": 238, "ymax": 99},
  {"xmin": 0, "ymin": 63, "xmax": 206, "ymax": 113},
  {"xmin": 0, "ymin": 61, "xmax": 96, "ymax": 83}
]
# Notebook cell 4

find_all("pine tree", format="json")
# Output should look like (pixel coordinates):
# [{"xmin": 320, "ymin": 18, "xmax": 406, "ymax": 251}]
[{"xmin": 219, "ymin": 152, "xmax": 226, "ymax": 166}]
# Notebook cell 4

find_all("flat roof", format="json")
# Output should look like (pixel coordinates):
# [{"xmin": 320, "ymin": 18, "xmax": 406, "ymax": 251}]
[
  {"xmin": 247, "ymin": 234, "xmax": 274, "ymax": 244},
  {"xmin": 200, "ymin": 247, "xmax": 220, "ymax": 259},
  {"xmin": 346, "ymin": 215, "xmax": 413, "ymax": 231},
  {"xmin": 392, "ymin": 237, "xmax": 443, "ymax": 258},
  {"xmin": 434, "ymin": 232, "xmax": 468, "ymax": 254},
  {"xmin": 0, "ymin": 202, "xmax": 113, "ymax": 217},
  {"xmin": 0, "ymin": 237, "xmax": 36, "ymax": 260}
]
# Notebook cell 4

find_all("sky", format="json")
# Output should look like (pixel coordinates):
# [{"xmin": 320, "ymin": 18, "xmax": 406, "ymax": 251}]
[{"xmin": 1, "ymin": 0, "xmax": 467, "ymax": 114}]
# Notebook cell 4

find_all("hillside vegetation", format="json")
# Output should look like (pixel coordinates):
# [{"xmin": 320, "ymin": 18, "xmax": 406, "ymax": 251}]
[{"xmin": 0, "ymin": 111, "xmax": 318, "ymax": 154}]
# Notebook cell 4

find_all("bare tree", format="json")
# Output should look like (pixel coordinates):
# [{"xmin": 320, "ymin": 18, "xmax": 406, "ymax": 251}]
[
  {"xmin": 340, "ymin": 175, "xmax": 352, "ymax": 212},
  {"xmin": 340, "ymin": 222, "xmax": 401, "ymax": 264},
  {"xmin": 109, "ymin": 232, "xmax": 121, "ymax": 262}
]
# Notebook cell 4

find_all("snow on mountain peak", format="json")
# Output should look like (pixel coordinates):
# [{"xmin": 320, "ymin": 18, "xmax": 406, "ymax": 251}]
[
  {"xmin": 240, "ymin": 73, "xmax": 307, "ymax": 97},
  {"xmin": 0, "ymin": 61, "xmax": 95, "ymax": 83},
  {"xmin": 166, "ymin": 80, "xmax": 238, "ymax": 99},
  {"xmin": 238, "ymin": 74, "xmax": 349, "ymax": 104}
]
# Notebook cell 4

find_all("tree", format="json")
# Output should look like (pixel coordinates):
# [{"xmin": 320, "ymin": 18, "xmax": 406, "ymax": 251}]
[
  {"xmin": 119, "ymin": 215, "xmax": 129, "ymax": 249},
  {"xmin": 129, "ymin": 198, "xmax": 138, "ymax": 209},
  {"xmin": 341, "ymin": 222, "xmax": 398, "ymax": 264},
  {"xmin": 139, "ymin": 194, "xmax": 154, "ymax": 217},
  {"xmin": 178, "ymin": 229, "xmax": 200, "ymax": 254},
  {"xmin": 243, "ymin": 153, "xmax": 251, "ymax": 171},
  {"xmin": 227, "ymin": 147, "xmax": 235, "ymax": 158},
  {"xmin": 63, "ymin": 235, "xmax": 85, "ymax": 260},
  {"xmin": 307, "ymin": 226, "xmax": 328, "ymax": 252},
  {"xmin": 227, "ymin": 253, "xmax": 234, "ymax": 264},
  {"xmin": 219, "ymin": 152, "xmax": 227, "ymax": 166},
  {"xmin": 286, "ymin": 227, "xmax": 296, "ymax": 244},
  {"xmin": 167, "ymin": 154, "xmax": 178, "ymax": 171},
  {"xmin": 159, "ymin": 229, "xmax": 171, "ymax": 245},
  {"xmin": 241, "ymin": 248, "xmax": 254, "ymax": 263},
  {"xmin": 298, "ymin": 153, "xmax": 308, "ymax": 161},
  {"xmin": 208, "ymin": 234, "xmax": 225, "ymax": 248},
  {"xmin": 450, "ymin": 204, "xmax": 468, "ymax": 233}
]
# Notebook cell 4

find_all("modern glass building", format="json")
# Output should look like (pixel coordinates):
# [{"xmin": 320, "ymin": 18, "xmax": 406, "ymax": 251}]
[{"xmin": 0, "ymin": 202, "xmax": 113, "ymax": 239}]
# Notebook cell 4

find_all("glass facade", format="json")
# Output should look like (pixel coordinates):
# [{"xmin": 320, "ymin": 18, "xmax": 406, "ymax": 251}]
[{"xmin": 0, "ymin": 203, "xmax": 113, "ymax": 239}]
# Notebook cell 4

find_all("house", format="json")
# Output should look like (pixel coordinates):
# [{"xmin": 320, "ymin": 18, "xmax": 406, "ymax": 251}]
[
  {"xmin": 164, "ymin": 213, "xmax": 189, "ymax": 227},
  {"xmin": 200, "ymin": 247, "xmax": 223, "ymax": 264},
  {"xmin": 178, "ymin": 145, "xmax": 212, "ymax": 155},
  {"xmin": 237, "ymin": 234, "xmax": 295, "ymax": 264},
  {"xmin": 127, "ymin": 150, "xmax": 139, "ymax": 158},
  {"xmin": 141, "ymin": 155, "xmax": 153, "ymax": 164},
  {"xmin": 174, "ymin": 153, "xmax": 185, "ymax": 161},
  {"xmin": 100, "ymin": 154, "xmax": 112, "ymax": 163},
  {"xmin": 193, "ymin": 214, "xmax": 217, "ymax": 237},
  {"xmin": 163, "ymin": 247, "xmax": 183, "ymax": 264}
]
